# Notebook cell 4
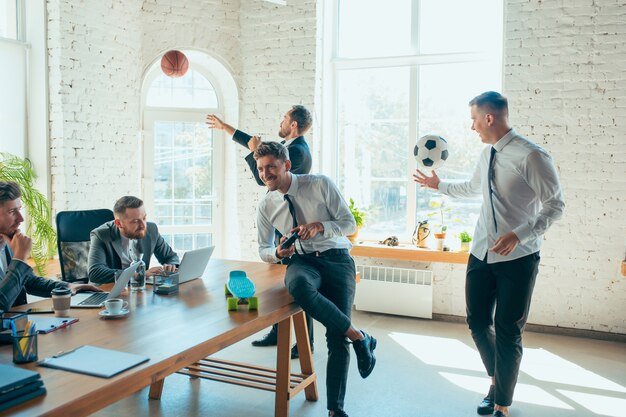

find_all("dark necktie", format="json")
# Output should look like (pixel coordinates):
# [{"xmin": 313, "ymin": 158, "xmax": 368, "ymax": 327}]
[
  {"xmin": 284, "ymin": 194, "xmax": 306, "ymax": 254},
  {"xmin": 488, "ymin": 147, "xmax": 498, "ymax": 232},
  {"xmin": 284, "ymin": 194, "xmax": 298, "ymax": 229}
]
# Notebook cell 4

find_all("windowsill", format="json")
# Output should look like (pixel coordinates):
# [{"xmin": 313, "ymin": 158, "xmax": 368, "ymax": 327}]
[{"xmin": 350, "ymin": 241, "xmax": 469, "ymax": 264}]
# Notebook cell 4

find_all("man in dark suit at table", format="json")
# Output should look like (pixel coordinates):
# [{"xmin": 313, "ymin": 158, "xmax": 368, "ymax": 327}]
[
  {"xmin": 0, "ymin": 181, "xmax": 101, "ymax": 311},
  {"xmin": 207, "ymin": 105, "xmax": 314, "ymax": 358},
  {"xmin": 88, "ymin": 196, "xmax": 179, "ymax": 284}
]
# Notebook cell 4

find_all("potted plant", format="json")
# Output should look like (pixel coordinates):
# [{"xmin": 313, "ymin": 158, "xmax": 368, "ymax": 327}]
[
  {"xmin": 0, "ymin": 152, "xmax": 56, "ymax": 274},
  {"xmin": 347, "ymin": 198, "xmax": 366, "ymax": 243},
  {"xmin": 459, "ymin": 231, "xmax": 472, "ymax": 252}
]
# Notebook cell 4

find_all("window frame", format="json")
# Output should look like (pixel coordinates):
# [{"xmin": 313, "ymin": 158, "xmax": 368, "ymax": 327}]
[
  {"xmin": 322, "ymin": 0, "xmax": 503, "ymax": 243},
  {"xmin": 141, "ymin": 62, "xmax": 225, "ymax": 255}
]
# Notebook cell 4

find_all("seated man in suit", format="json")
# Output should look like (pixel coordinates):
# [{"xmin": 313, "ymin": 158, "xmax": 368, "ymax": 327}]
[
  {"xmin": 207, "ymin": 105, "xmax": 315, "ymax": 357},
  {"xmin": 254, "ymin": 142, "xmax": 376, "ymax": 417},
  {"xmin": 0, "ymin": 181, "xmax": 101, "ymax": 311},
  {"xmin": 88, "ymin": 196, "xmax": 179, "ymax": 284}
]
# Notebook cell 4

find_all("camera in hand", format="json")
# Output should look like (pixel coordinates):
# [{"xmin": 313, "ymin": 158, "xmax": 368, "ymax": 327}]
[{"xmin": 281, "ymin": 232, "xmax": 300, "ymax": 249}]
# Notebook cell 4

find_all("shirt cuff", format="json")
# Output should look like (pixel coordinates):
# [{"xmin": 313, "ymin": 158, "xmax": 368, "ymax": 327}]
[
  {"xmin": 513, "ymin": 223, "xmax": 533, "ymax": 244},
  {"xmin": 438, "ymin": 181, "xmax": 449, "ymax": 193}
]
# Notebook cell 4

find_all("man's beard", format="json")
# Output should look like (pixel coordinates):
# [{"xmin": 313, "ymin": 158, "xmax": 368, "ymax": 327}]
[{"xmin": 124, "ymin": 229, "xmax": 146, "ymax": 240}]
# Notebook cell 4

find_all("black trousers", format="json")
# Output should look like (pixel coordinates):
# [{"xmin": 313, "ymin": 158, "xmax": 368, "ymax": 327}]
[
  {"xmin": 267, "ymin": 313, "xmax": 314, "ymax": 345},
  {"xmin": 466, "ymin": 252, "xmax": 540, "ymax": 407},
  {"xmin": 284, "ymin": 251, "xmax": 356, "ymax": 412}
]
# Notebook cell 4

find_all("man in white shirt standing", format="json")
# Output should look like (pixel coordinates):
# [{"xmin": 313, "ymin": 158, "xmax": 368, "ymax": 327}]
[
  {"xmin": 254, "ymin": 141, "xmax": 376, "ymax": 417},
  {"xmin": 414, "ymin": 91, "xmax": 564, "ymax": 417}
]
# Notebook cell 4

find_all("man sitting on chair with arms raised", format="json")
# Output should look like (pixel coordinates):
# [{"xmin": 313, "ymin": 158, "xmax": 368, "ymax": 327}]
[
  {"xmin": 0, "ymin": 181, "xmax": 101, "ymax": 311},
  {"xmin": 88, "ymin": 196, "xmax": 179, "ymax": 284},
  {"xmin": 254, "ymin": 142, "xmax": 377, "ymax": 417}
]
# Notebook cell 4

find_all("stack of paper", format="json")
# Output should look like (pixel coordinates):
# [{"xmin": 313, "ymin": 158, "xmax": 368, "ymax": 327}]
[{"xmin": 0, "ymin": 364, "xmax": 46, "ymax": 412}]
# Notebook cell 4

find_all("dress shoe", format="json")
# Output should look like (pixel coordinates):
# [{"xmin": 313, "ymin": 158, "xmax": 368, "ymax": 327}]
[
  {"xmin": 328, "ymin": 410, "xmax": 349, "ymax": 417},
  {"xmin": 290, "ymin": 343, "xmax": 314, "ymax": 359},
  {"xmin": 251, "ymin": 332, "xmax": 277, "ymax": 347},
  {"xmin": 493, "ymin": 411, "xmax": 507, "ymax": 417},
  {"xmin": 352, "ymin": 331, "xmax": 377, "ymax": 378},
  {"xmin": 477, "ymin": 385, "xmax": 495, "ymax": 415}
]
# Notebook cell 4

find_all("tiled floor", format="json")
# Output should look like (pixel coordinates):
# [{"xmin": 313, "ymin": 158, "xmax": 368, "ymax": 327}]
[{"xmin": 94, "ymin": 310, "xmax": 626, "ymax": 417}]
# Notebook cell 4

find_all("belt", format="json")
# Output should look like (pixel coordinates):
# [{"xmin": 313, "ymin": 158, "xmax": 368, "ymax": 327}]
[{"xmin": 305, "ymin": 248, "xmax": 350, "ymax": 257}]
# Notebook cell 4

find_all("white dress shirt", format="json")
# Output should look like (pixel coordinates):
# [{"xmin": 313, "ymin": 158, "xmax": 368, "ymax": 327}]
[
  {"xmin": 257, "ymin": 174, "xmax": 356, "ymax": 263},
  {"xmin": 439, "ymin": 129, "xmax": 565, "ymax": 264}
]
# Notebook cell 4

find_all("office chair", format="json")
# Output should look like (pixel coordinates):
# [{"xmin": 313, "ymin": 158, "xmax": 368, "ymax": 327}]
[{"xmin": 56, "ymin": 209, "xmax": 114, "ymax": 283}]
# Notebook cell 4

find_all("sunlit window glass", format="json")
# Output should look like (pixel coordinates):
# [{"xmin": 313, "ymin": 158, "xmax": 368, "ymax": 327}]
[
  {"xmin": 334, "ymin": 0, "xmax": 503, "ymax": 246},
  {"xmin": 338, "ymin": 0, "xmax": 412, "ymax": 58},
  {"xmin": 0, "ymin": 0, "xmax": 18, "ymax": 40},
  {"xmin": 146, "ymin": 69, "xmax": 218, "ymax": 109},
  {"xmin": 336, "ymin": 67, "xmax": 410, "ymax": 239}
]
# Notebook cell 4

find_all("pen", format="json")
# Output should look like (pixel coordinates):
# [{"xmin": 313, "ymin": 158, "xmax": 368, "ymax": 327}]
[{"xmin": 53, "ymin": 346, "xmax": 81, "ymax": 358}]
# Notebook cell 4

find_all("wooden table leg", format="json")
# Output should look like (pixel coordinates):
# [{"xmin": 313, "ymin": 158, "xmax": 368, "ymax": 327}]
[
  {"xmin": 148, "ymin": 378, "xmax": 165, "ymax": 400},
  {"xmin": 293, "ymin": 310, "xmax": 318, "ymax": 401},
  {"xmin": 275, "ymin": 316, "xmax": 292, "ymax": 417}
]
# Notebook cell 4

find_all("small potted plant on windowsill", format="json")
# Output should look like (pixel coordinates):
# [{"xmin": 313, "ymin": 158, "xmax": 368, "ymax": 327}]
[
  {"xmin": 347, "ymin": 198, "xmax": 366, "ymax": 243},
  {"xmin": 428, "ymin": 197, "xmax": 450, "ymax": 250},
  {"xmin": 459, "ymin": 231, "xmax": 472, "ymax": 252}
]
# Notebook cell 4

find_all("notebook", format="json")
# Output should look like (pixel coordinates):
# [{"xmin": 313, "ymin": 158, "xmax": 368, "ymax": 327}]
[
  {"xmin": 0, "ymin": 387, "xmax": 46, "ymax": 412},
  {"xmin": 38, "ymin": 345, "xmax": 149, "ymax": 378},
  {"xmin": 70, "ymin": 261, "xmax": 138, "ymax": 308},
  {"xmin": 0, "ymin": 364, "xmax": 41, "ymax": 393},
  {"xmin": 146, "ymin": 246, "xmax": 214, "ymax": 285}
]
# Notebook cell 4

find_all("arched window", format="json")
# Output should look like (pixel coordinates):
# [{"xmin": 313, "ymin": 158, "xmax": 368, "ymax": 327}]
[{"xmin": 142, "ymin": 52, "xmax": 226, "ymax": 253}]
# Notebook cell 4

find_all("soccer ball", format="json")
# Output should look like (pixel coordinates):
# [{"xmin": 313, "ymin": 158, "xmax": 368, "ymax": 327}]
[{"xmin": 413, "ymin": 135, "xmax": 449, "ymax": 170}]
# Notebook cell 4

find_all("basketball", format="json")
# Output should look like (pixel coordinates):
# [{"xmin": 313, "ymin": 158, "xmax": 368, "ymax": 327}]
[{"xmin": 161, "ymin": 50, "xmax": 189, "ymax": 78}]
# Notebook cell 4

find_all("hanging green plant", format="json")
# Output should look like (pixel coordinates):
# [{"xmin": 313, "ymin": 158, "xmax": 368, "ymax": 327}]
[{"xmin": 1, "ymin": 152, "xmax": 56, "ymax": 275}]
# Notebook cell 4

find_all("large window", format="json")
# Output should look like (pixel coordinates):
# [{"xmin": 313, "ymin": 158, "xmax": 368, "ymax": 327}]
[
  {"xmin": 143, "ymin": 62, "xmax": 223, "ymax": 253},
  {"xmin": 0, "ymin": 0, "xmax": 25, "ymax": 157},
  {"xmin": 331, "ymin": 0, "xmax": 503, "ymax": 245}
]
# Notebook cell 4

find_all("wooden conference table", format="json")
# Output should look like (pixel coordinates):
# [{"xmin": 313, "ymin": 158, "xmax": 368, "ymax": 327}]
[{"xmin": 0, "ymin": 259, "xmax": 317, "ymax": 417}]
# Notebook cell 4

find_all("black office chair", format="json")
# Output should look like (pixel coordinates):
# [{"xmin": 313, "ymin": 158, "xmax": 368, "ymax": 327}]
[{"xmin": 56, "ymin": 209, "xmax": 114, "ymax": 283}]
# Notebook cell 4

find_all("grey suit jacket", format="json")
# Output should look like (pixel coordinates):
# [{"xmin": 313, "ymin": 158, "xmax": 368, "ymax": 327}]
[
  {"xmin": 0, "ymin": 245, "xmax": 64, "ymax": 311},
  {"xmin": 87, "ymin": 221, "xmax": 180, "ymax": 284}
]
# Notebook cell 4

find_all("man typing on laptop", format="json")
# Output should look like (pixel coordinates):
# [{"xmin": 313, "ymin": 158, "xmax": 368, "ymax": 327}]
[
  {"xmin": 88, "ymin": 196, "xmax": 180, "ymax": 284},
  {"xmin": 0, "ymin": 181, "xmax": 101, "ymax": 312}
]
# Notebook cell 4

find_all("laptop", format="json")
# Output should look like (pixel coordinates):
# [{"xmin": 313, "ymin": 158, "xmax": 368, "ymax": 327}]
[
  {"xmin": 146, "ymin": 246, "xmax": 214, "ymax": 285},
  {"xmin": 70, "ymin": 261, "xmax": 139, "ymax": 308}
]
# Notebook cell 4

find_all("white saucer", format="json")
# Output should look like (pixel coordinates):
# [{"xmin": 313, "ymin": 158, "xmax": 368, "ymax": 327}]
[{"xmin": 99, "ymin": 308, "xmax": 130, "ymax": 319}]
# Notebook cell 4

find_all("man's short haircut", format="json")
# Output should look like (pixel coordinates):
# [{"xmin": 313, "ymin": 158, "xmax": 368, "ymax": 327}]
[
  {"xmin": 289, "ymin": 105, "xmax": 312, "ymax": 134},
  {"xmin": 253, "ymin": 141, "xmax": 290, "ymax": 162},
  {"xmin": 0, "ymin": 181, "xmax": 22, "ymax": 204},
  {"xmin": 469, "ymin": 91, "xmax": 509, "ymax": 117},
  {"xmin": 113, "ymin": 196, "xmax": 144, "ymax": 218}
]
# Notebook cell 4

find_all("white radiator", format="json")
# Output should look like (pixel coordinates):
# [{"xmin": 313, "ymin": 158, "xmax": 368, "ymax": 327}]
[{"xmin": 354, "ymin": 265, "xmax": 432, "ymax": 319}]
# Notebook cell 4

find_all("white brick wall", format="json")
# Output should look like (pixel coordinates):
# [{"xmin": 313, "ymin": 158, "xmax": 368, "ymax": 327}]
[
  {"xmin": 504, "ymin": 0, "xmax": 626, "ymax": 334},
  {"xmin": 236, "ymin": 0, "xmax": 318, "ymax": 260},
  {"xmin": 45, "ymin": 0, "xmax": 626, "ymax": 333},
  {"xmin": 47, "ymin": 0, "xmax": 143, "ymax": 211}
]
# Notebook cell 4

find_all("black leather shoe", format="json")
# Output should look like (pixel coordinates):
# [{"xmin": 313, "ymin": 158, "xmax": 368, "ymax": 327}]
[
  {"xmin": 251, "ymin": 332, "xmax": 277, "ymax": 347},
  {"xmin": 290, "ymin": 343, "xmax": 314, "ymax": 359},
  {"xmin": 352, "ymin": 331, "xmax": 377, "ymax": 378},
  {"xmin": 329, "ymin": 410, "xmax": 349, "ymax": 417},
  {"xmin": 493, "ymin": 411, "xmax": 507, "ymax": 417},
  {"xmin": 477, "ymin": 385, "xmax": 495, "ymax": 415}
]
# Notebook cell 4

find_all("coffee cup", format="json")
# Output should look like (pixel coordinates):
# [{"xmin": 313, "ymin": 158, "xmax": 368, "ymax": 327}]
[
  {"xmin": 51, "ymin": 287, "xmax": 72, "ymax": 317},
  {"xmin": 104, "ymin": 298, "xmax": 128, "ymax": 315}
]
